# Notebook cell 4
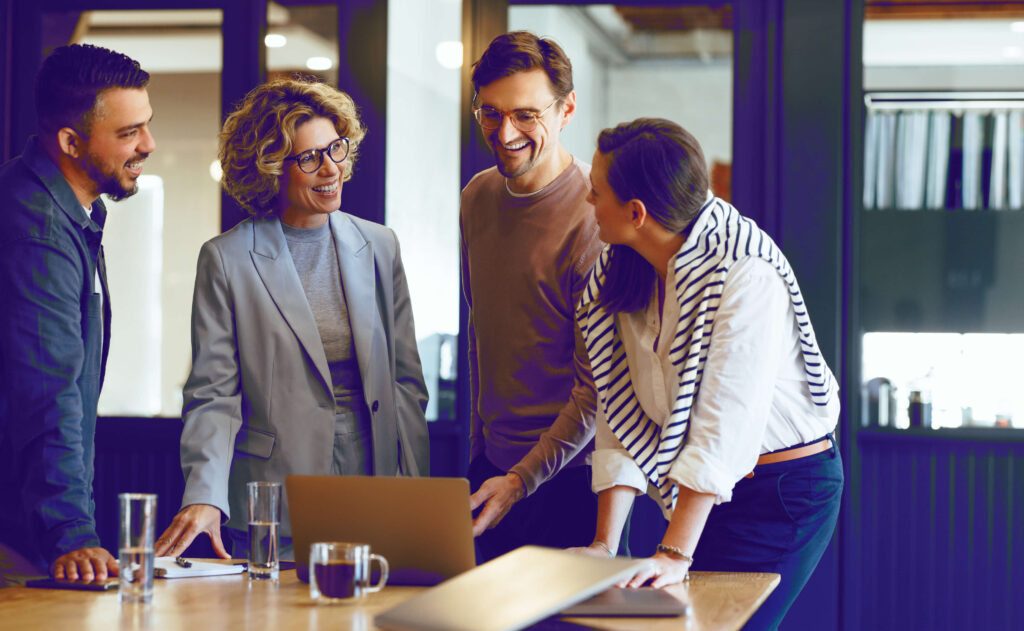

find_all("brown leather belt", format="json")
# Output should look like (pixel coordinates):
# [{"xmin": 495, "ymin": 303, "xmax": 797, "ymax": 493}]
[{"xmin": 744, "ymin": 437, "xmax": 831, "ymax": 478}]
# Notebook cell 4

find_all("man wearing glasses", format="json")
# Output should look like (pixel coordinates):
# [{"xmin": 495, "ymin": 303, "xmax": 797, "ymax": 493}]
[{"xmin": 461, "ymin": 31, "xmax": 604, "ymax": 562}]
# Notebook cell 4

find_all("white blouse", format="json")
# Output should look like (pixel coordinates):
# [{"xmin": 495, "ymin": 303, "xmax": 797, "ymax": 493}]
[{"xmin": 591, "ymin": 256, "xmax": 840, "ymax": 505}]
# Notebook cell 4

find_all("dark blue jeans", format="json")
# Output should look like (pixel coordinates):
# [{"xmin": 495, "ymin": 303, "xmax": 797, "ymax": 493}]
[{"xmin": 689, "ymin": 439, "xmax": 843, "ymax": 631}]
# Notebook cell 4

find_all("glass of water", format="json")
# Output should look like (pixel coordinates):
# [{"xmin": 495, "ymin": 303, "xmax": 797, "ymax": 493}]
[
  {"xmin": 118, "ymin": 493, "xmax": 157, "ymax": 603},
  {"xmin": 247, "ymin": 481, "xmax": 282, "ymax": 580}
]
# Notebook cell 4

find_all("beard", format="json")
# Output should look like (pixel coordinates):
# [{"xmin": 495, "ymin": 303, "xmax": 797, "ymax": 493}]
[
  {"xmin": 490, "ymin": 135, "xmax": 537, "ymax": 180},
  {"xmin": 81, "ymin": 151, "xmax": 140, "ymax": 201}
]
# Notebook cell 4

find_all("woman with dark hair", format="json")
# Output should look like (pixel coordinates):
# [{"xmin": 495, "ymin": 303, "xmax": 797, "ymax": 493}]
[
  {"xmin": 572, "ymin": 118, "xmax": 842, "ymax": 630},
  {"xmin": 154, "ymin": 76, "xmax": 429, "ymax": 560}
]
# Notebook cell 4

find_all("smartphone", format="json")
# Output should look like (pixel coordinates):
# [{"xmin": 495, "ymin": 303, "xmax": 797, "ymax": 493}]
[{"xmin": 24, "ymin": 576, "xmax": 119, "ymax": 591}]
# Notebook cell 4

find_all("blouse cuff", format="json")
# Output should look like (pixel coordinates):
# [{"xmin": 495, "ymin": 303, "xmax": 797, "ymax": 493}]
[
  {"xmin": 667, "ymin": 448, "xmax": 739, "ymax": 504},
  {"xmin": 591, "ymin": 448, "xmax": 647, "ymax": 495}
]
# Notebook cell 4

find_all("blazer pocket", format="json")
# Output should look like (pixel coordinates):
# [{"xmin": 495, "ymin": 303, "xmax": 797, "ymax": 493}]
[{"xmin": 235, "ymin": 427, "xmax": 276, "ymax": 460}]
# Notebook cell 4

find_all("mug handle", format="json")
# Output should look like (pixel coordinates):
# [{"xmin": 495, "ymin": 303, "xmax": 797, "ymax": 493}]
[{"xmin": 367, "ymin": 554, "xmax": 389, "ymax": 593}]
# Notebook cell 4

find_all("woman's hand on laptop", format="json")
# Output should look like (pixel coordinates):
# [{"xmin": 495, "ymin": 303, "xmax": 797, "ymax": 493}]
[
  {"xmin": 469, "ymin": 472, "xmax": 525, "ymax": 536},
  {"xmin": 155, "ymin": 504, "xmax": 230, "ymax": 559}
]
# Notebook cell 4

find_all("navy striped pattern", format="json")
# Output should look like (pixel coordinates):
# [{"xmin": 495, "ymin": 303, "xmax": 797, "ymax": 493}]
[{"xmin": 576, "ymin": 196, "xmax": 838, "ymax": 516}]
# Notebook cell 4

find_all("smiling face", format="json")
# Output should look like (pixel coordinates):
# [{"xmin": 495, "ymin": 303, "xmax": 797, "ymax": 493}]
[
  {"xmin": 475, "ymin": 67, "xmax": 574, "ymax": 192},
  {"xmin": 77, "ymin": 87, "xmax": 155, "ymax": 202},
  {"xmin": 278, "ymin": 116, "xmax": 345, "ymax": 228},
  {"xmin": 587, "ymin": 150, "xmax": 635, "ymax": 245}
]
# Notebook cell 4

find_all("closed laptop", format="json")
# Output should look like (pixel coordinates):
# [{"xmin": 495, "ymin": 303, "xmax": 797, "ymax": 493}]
[{"xmin": 375, "ymin": 546, "xmax": 651, "ymax": 631}]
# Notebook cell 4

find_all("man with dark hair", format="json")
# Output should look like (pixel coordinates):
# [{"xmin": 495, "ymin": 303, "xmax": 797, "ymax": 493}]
[
  {"xmin": 0, "ymin": 43, "xmax": 154, "ymax": 585},
  {"xmin": 461, "ymin": 31, "xmax": 604, "ymax": 561}
]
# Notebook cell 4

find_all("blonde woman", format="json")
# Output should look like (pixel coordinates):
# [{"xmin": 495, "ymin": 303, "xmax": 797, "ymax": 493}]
[{"xmin": 156, "ymin": 77, "xmax": 429, "ymax": 561}]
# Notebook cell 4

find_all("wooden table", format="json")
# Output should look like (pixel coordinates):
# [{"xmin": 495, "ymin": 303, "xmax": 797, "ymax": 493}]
[{"xmin": 0, "ymin": 569, "xmax": 778, "ymax": 631}]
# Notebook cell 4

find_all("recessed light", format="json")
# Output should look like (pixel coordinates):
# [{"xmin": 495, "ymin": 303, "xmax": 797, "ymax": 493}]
[
  {"xmin": 306, "ymin": 56, "xmax": 333, "ymax": 71},
  {"xmin": 264, "ymin": 33, "xmax": 287, "ymax": 48},
  {"xmin": 1003, "ymin": 45, "xmax": 1023, "ymax": 58},
  {"xmin": 209, "ymin": 159, "xmax": 222, "ymax": 183},
  {"xmin": 1011, "ymin": 21, "xmax": 1024, "ymax": 33}
]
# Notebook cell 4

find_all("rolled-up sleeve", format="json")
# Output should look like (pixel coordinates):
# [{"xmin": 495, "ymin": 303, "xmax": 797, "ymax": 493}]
[
  {"xmin": 591, "ymin": 406, "xmax": 647, "ymax": 495},
  {"xmin": 667, "ymin": 257, "xmax": 790, "ymax": 504}
]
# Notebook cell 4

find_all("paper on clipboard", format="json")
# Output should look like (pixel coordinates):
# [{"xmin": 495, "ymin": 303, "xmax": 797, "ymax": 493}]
[{"xmin": 154, "ymin": 557, "xmax": 245, "ymax": 578}]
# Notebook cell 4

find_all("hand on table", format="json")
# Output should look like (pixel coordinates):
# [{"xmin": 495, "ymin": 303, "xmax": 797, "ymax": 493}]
[
  {"xmin": 470, "ymin": 472, "xmax": 525, "ymax": 536},
  {"xmin": 155, "ymin": 504, "xmax": 229, "ymax": 559},
  {"xmin": 619, "ymin": 552, "xmax": 691, "ymax": 589},
  {"xmin": 51, "ymin": 547, "xmax": 118, "ymax": 581}
]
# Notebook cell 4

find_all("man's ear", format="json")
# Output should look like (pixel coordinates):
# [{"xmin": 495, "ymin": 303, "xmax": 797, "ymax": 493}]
[
  {"xmin": 57, "ymin": 127, "xmax": 82, "ymax": 159},
  {"xmin": 559, "ymin": 90, "xmax": 577, "ymax": 129},
  {"xmin": 630, "ymin": 199, "xmax": 649, "ymax": 230}
]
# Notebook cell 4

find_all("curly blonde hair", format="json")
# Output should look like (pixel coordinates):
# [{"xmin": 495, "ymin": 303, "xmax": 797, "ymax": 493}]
[{"xmin": 219, "ymin": 76, "xmax": 365, "ymax": 218}]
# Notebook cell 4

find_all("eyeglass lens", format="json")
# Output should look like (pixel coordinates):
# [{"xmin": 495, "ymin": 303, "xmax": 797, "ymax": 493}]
[
  {"xmin": 296, "ymin": 138, "xmax": 349, "ymax": 173},
  {"xmin": 476, "ymin": 109, "xmax": 540, "ymax": 132}
]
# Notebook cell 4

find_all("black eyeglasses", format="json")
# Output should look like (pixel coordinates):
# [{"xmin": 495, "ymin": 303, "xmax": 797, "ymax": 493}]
[
  {"xmin": 284, "ymin": 137, "xmax": 350, "ymax": 173},
  {"xmin": 472, "ymin": 98, "xmax": 559, "ymax": 132}
]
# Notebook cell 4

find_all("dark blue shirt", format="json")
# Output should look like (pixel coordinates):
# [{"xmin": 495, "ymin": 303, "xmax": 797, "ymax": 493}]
[{"xmin": 0, "ymin": 137, "xmax": 111, "ymax": 569}]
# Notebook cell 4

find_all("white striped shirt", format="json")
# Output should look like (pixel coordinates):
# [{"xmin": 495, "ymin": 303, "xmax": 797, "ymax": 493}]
[{"xmin": 576, "ymin": 196, "xmax": 839, "ymax": 517}]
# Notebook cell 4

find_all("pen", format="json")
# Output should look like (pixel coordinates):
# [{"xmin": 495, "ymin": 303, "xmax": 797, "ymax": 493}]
[{"xmin": 175, "ymin": 556, "xmax": 192, "ymax": 568}]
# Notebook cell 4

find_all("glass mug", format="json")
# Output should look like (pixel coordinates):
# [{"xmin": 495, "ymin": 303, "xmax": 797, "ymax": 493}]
[{"xmin": 309, "ymin": 542, "xmax": 389, "ymax": 603}]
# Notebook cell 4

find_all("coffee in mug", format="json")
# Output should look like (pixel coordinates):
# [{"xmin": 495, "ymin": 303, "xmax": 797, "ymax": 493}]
[{"xmin": 309, "ymin": 542, "xmax": 388, "ymax": 603}]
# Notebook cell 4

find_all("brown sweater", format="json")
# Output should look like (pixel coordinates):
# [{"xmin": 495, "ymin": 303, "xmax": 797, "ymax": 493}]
[{"xmin": 459, "ymin": 158, "xmax": 604, "ymax": 495}]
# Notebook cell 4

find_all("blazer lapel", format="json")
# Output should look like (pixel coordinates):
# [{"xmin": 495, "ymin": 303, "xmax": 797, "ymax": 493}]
[
  {"xmin": 329, "ymin": 213, "xmax": 379, "ymax": 387},
  {"xmin": 250, "ymin": 219, "xmax": 333, "ymax": 394}
]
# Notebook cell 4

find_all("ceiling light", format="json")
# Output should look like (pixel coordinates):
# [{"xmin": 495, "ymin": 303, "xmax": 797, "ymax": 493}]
[
  {"xmin": 1012, "ymin": 22, "xmax": 1024, "ymax": 33},
  {"xmin": 435, "ymin": 41, "xmax": 463, "ymax": 69},
  {"xmin": 306, "ymin": 56, "xmax": 333, "ymax": 71},
  {"xmin": 1003, "ymin": 45, "xmax": 1023, "ymax": 58},
  {"xmin": 264, "ymin": 33, "xmax": 287, "ymax": 48}
]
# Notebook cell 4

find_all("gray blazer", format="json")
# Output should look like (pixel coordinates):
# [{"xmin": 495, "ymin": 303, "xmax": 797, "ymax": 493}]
[{"xmin": 179, "ymin": 212, "xmax": 429, "ymax": 535}]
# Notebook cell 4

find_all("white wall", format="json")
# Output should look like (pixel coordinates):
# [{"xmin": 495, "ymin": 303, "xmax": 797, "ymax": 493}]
[
  {"xmin": 385, "ymin": 0, "xmax": 462, "ymax": 343},
  {"xmin": 510, "ymin": 6, "xmax": 732, "ymax": 169}
]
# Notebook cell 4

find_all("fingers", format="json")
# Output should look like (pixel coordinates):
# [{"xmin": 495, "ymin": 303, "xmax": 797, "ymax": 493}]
[
  {"xmin": 626, "ymin": 565, "xmax": 657, "ymax": 589},
  {"xmin": 210, "ymin": 528, "xmax": 231, "ymax": 559},
  {"xmin": 469, "ymin": 480, "xmax": 496, "ymax": 511},
  {"xmin": 51, "ymin": 548, "xmax": 116, "ymax": 581},
  {"xmin": 155, "ymin": 517, "xmax": 194, "ymax": 557},
  {"xmin": 471, "ymin": 499, "xmax": 499, "ymax": 537},
  {"xmin": 156, "ymin": 506, "xmax": 221, "ymax": 557}
]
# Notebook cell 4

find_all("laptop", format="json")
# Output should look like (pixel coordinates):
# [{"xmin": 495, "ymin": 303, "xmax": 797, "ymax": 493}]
[
  {"xmin": 286, "ymin": 475, "xmax": 476, "ymax": 585},
  {"xmin": 559, "ymin": 586, "xmax": 691, "ymax": 617},
  {"xmin": 374, "ymin": 546, "xmax": 651, "ymax": 631}
]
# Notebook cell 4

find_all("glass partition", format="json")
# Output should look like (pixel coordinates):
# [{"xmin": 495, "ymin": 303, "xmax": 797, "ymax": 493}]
[
  {"xmin": 78, "ymin": 10, "xmax": 223, "ymax": 417},
  {"xmin": 386, "ymin": 0, "xmax": 462, "ymax": 421}
]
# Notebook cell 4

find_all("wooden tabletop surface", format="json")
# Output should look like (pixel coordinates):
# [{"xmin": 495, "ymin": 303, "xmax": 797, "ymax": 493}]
[{"xmin": 0, "ymin": 567, "xmax": 778, "ymax": 631}]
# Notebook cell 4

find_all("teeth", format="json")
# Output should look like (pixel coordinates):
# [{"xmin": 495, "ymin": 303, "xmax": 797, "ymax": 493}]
[
  {"xmin": 127, "ymin": 161, "xmax": 142, "ymax": 169},
  {"xmin": 503, "ymin": 141, "xmax": 528, "ymax": 150},
  {"xmin": 313, "ymin": 182, "xmax": 338, "ymax": 193}
]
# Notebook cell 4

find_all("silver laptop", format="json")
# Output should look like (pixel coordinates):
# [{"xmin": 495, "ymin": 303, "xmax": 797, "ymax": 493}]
[
  {"xmin": 286, "ymin": 475, "xmax": 476, "ymax": 584},
  {"xmin": 560, "ymin": 586, "xmax": 691, "ymax": 617},
  {"xmin": 374, "ymin": 546, "xmax": 651, "ymax": 631}
]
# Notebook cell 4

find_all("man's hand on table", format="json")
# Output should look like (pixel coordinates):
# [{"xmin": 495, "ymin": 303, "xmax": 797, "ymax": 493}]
[
  {"xmin": 155, "ymin": 504, "xmax": 230, "ymax": 559},
  {"xmin": 51, "ymin": 547, "xmax": 118, "ymax": 581},
  {"xmin": 470, "ymin": 472, "xmax": 525, "ymax": 536}
]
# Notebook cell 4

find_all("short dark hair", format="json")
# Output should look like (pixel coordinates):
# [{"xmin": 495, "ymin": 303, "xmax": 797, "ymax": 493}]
[
  {"xmin": 35, "ymin": 44, "xmax": 150, "ymax": 134},
  {"xmin": 596, "ymin": 118, "xmax": 709, "ymax": 314},
  {"xmin": 471, "ymin": 31, "xmax": 573, "ymax": 100}
]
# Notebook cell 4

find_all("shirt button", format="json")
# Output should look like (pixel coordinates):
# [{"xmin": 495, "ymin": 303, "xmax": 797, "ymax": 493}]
[{"xmin": 371, "ymin": 400, "xmax": 379, "ymax": 413}]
